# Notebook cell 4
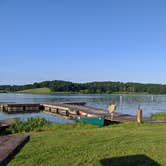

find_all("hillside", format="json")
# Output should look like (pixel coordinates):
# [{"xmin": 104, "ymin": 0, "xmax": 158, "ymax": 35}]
[
  {"xmin": 1, "ymin": 80, "xmax": 166, "ymax": 94},
  {"xmin": 17, "ymin": 87, "xmax": 77, "ymax": 94},
  {"xmin": 18, "ymin": 87, "xmax": 52, "ymax": 94}
]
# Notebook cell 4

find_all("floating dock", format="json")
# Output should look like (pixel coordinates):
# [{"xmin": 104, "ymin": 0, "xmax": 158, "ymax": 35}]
[{"xmin": 1, "ymin": 103, "xmax": 41, "ymax": 113}]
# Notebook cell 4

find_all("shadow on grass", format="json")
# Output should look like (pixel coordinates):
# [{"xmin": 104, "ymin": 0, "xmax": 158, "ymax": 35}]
[
  {"xmin": 100, "ymin": 154, "xmax": 161, "ymax": 166},
  {"xmin": 104, "ymin": 119, "xmax": 120, "ymax": 126},
  {"xmin": 0, "ymin": 127, "xmax": 11, "ymax": 136}
]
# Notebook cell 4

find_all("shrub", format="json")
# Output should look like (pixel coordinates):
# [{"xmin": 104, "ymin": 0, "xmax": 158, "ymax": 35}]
[
  {"xmin": 8, "ymin": 117, "xmax": 48, "ymax": 133},
  {"xmin": 151, "ymin": 112, "xmax": 166, "ymax": 121}
]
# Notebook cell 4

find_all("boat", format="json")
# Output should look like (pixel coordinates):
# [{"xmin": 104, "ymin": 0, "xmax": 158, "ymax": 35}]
[
  {"xmin": 0, "ymin": 118, "xmax": 19, "ymax": 130},
  {"xmin": 87, "ymin": 113, "xmax": 99, "ymax": 117},
  {"xmin": 78, "ymin": 111, "xmax": 87, "ymax": 116},
  {"xmin": 76, "ymin": 116, "xmax": 105, "ymax": 126}
]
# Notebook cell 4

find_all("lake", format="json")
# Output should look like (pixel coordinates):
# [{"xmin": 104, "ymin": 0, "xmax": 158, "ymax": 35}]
[{"xmin": 0, "ymin": 93, "xmax": 166, "ymax": 122}]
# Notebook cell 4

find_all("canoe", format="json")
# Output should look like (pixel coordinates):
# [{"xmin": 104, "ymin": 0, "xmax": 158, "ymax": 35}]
[
  {"xmin": 78, "ymin": 111, "xmax": 87, "ymax": 116},
  {"xmin": 76, "ymin": 116, "xmax": 105, "ymax": 126}
]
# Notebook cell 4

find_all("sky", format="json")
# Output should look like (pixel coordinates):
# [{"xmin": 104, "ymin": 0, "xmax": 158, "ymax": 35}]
[{"xmin": 0, "ymin": 0, "xmax": 166, "ymax": 85}]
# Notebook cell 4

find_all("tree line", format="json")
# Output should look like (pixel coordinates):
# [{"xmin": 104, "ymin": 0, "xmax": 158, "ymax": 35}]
[{"xmin": 1, "ymin": 80, "xmax": 166, "ymax": 94}]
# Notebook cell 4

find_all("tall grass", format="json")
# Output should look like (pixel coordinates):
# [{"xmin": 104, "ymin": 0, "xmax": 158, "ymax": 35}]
[{"xmin": 8, "ymin": 117, "xmax": 49, "ymax": 133}]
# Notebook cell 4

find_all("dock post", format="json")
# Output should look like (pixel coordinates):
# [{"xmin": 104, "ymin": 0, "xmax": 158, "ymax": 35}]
[{"xmin": 137, "ymin": 105, "xmax": 143, "ymax": 123}]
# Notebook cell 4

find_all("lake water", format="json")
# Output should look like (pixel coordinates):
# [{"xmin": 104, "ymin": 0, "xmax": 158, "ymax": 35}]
[{"xmin": 0, "ymin": 93, "xmax": 166, "ymax": 122}]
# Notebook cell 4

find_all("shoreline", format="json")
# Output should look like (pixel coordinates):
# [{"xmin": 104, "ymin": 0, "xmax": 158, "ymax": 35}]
[{"xmin": 0, "ymin": 91, "xmax": 163, "ymax": 95}]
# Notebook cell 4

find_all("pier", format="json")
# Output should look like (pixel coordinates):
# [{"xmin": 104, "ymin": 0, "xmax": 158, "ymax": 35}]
[
  {"xmin": 1, "ymin": 104, "xmax": 41, "ymax": 113},
  {"xmin": 0, "ymin": 102, "xmax": 138, "ymax": 123}
]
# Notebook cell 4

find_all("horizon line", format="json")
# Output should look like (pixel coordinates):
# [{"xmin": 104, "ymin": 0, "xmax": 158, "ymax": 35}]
[{"xmin": 0, "ymin": 79, "xmax": 166, "ymax": 86}]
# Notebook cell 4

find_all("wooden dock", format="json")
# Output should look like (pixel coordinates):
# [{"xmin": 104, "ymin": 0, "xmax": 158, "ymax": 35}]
[
  {"xmin": 1, "ymin": 103, "xmax": 41, "ymax": 113},
  {"xmin": 0, "ymin": 135, "xmax": 29, "ymax": 166},
  {"xmin": 105, "ymin": 113, "xmax": 136, "ymax": 122},
  {"xmin": 42, "ymin": 103, "xmax": 137, "ymax": 123},
  {"xmin": 0, "ymin": 102, "xmax": 138, "ymax": 123}
]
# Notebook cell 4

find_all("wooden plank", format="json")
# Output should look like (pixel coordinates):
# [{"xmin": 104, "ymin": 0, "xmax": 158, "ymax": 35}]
[
  {"xmin": 4, "ymin": 104, "xmax": 40, "ymax": 107},
  {"xmin": 43, "ymin": 104, "xmax": 69, "ymax": 111},
  {"xmin": 0, "ymin": 135, "xmax": 30, "ymax": 166},
  {"xmin": 2, "ymin": 104, "xmax": 41, "ymax": 113}
]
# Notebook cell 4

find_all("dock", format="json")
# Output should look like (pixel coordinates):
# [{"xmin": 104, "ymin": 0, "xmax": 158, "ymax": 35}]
[
  {"xmin": 0, "ymin": 102, "xmax": 138, "ymax": 123},
  {"xmin": 1, "ymin": 103, "xmax": 41, "ymax": 113},
  {"xmin": 43, "ymin": 103, "xmax": 138, "ymax": 122}
]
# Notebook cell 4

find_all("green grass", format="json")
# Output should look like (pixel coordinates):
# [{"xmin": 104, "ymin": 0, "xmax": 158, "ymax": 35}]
[
  {"xmin": 151, "ymin": 112, "xmax": 166, "ymax": 121},
  {"xmin": 8, "ymin": 122, "xmax": 166, "ymax": 166},
  {"xmin": 18, "ymin": 87, "xmax": 52, "ymax": 94},
  {"xmin": 17, "ymin": 87, "xmax": 78, "ymax": 94}
]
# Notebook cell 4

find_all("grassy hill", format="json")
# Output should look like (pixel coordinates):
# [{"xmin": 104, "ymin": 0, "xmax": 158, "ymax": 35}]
[
  {"xmin": 17, "ymin": 87, "xmax": 77, "ymax": 94},
  {"xmin": 8, "ymin": 122, "xmax": 166, "ymax": 166},
  {"xmin": 2, "ymin": 79, "xmax": 166, "ymax": 94},
  {"xmin": 18, "ymin": 87, "xmax": 52, "ymax": 94}
]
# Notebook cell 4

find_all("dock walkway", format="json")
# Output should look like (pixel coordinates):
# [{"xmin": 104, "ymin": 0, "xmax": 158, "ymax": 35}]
[
  {"xmin": 43, "ymin": 103, "xmax": 137, "ymax": 123},
  {"xmin": 0, "ymin": 102, "xmax": 142, "ymax": 123}
]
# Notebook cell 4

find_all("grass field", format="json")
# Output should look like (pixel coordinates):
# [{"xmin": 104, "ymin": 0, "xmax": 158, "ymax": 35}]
[
  {"xmin": 17, "ymin": 87, "xmax": 78, "ymax": 94},
  {"xmin": 8, "ymin": 122, "xmax": 166, "ymax": 166},
  {"xmin": 18, "ymin": 87, "xmax": 52, "ymax": 94}
]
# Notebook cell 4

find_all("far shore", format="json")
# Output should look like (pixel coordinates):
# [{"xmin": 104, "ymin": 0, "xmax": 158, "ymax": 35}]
[{"xmin": 0, "ymin": 87, "xmax": 164, "ymax": 95}]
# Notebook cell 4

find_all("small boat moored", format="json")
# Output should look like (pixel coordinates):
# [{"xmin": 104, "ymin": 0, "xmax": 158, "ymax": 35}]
[
  {"xmin": 76, "ymin": 116, "xmax": 105, "ymax": 127},
  {"xmin": 0, "ymin": 118, "xmax": 19, "ymax": 130}
]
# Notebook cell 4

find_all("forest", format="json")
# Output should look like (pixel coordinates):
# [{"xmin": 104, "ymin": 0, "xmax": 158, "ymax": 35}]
[{"xmin": 0, "ymin": 80, "xmax": 166, "ymax": 94}]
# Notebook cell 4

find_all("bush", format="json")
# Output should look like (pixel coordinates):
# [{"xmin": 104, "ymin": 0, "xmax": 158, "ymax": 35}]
[
  {"xmin": 151, "ymin": 112, "xmax": 166, "ymax": 121},
  {"xmin": 8, "ymin": 117, "xmax": 49, "ymax": 133}
]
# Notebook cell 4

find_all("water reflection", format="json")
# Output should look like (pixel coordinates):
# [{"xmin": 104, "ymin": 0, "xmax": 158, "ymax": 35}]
[{"xmin": 0, "ymin": 111, "xmax": 75, "ymax": 124}]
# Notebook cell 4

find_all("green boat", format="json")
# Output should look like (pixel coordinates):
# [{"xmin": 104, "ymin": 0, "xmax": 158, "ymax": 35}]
[{"xmin": 76, "ymin": 116, "xmax": 105, "ymax": 127}]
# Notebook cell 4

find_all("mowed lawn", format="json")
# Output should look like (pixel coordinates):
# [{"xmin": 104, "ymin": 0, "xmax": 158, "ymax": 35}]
[{"xmin": 9, "ymin": 123, "xmax": 166, "ymax": 166}]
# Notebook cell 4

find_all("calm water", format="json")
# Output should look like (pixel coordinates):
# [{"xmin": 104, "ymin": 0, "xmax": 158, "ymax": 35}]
[{"xmin": 0, "ymin": 93, "xmax": 166, "ymax": 122}]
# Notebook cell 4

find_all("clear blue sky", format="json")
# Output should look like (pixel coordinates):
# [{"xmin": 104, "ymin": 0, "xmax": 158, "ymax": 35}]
[{"xmin": 0, "ymin": 0, "xmax": 166, "ymax": 85}]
